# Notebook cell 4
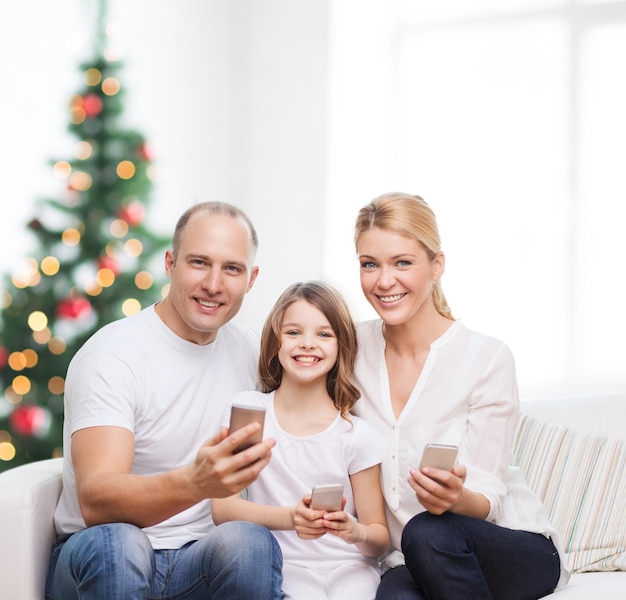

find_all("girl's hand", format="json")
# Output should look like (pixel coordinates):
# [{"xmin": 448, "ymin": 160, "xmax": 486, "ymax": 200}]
[
  {"xmin": 408, "ymin": 463, "xmax": 467, "ymax": 515},
  {"xmin": 293, "ymin": 494, "xmax": 327, "ymax": 540}
]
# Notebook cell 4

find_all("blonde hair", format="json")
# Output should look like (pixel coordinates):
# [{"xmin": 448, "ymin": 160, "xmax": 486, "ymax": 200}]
[
  {"xmin": 354, "ymin": 192, "xmax": 454, "ymax": 320},
  {"xmin": 258, "ymin": 281, "xmax": 360, "ymax": 419}
]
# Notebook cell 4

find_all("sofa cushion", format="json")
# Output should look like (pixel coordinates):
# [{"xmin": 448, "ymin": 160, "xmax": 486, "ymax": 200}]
[{"xmin": 513, "ymin": 414, "xmax": 626, "ymax": 573}]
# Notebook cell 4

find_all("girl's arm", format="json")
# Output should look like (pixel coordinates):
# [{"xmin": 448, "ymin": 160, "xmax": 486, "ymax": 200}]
[
  {"xmin": 320, "ymin": 465, "xmax": 389, "ymax": 558},
  {"xmin": 211, "ymin": 494, "xmax": 295, "ymax": 530}
]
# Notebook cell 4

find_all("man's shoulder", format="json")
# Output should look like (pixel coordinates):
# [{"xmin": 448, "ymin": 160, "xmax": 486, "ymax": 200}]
[
  {"xmin": 73, "ymin": 306, "xmax": 155, "ymax": 357},
  {"xmin": 220, "ymin": 320, "xmax": 260, "ymax": 347}
]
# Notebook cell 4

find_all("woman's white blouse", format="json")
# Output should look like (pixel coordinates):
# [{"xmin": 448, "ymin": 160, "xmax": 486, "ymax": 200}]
[{"xmin": 353, "ymin": 319, "xmax": 567, "ymax": 586}]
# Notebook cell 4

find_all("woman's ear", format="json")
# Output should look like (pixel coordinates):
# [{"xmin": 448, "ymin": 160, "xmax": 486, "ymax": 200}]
[{"xmin": 432, "ymin": 251, "xmax": 445, "ymax": 281}]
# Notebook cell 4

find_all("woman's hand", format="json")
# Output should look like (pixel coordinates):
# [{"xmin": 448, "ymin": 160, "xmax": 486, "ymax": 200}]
[
  {"xmin": 408, "ymin": 463, "xmax": 490, "ymax": 519},
  {"xmin": 408, "ymin": 463, "xmax": 467, "ymax": 515}
]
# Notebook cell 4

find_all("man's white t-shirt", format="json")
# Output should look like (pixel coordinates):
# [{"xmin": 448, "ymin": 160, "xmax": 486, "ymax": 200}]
[{"xmin": 53, "ymin": 304, "xmax": 259, "ymax": 549}]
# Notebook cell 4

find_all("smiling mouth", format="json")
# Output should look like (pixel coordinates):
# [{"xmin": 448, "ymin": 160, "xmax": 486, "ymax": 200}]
[
  {"xmin": 197, "ymin": 298, "xmax": 221, "ymax": 309},
  {"xmin": 294, "ymin": 356, "xmax": 320, "ymax": 364},
  {"xmin": 377, "ymin": 293, "xmax": 406, "ymax": 303}
]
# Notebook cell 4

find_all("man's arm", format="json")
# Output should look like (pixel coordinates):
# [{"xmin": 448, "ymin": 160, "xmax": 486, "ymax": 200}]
[{"xmin": 73, "ymin": 423, "xmax": 275, "ymax": 528}]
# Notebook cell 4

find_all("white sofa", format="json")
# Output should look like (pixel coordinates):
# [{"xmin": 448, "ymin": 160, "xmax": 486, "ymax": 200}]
[{"xmin": 0, "ymin": 393, "xmax": 624, "ymax": 599}]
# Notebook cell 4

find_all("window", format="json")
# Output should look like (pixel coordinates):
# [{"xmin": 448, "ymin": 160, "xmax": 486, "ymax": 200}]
[{"xmin": 326, "ymin": 0, "xmax": 626, "ymax": 396}]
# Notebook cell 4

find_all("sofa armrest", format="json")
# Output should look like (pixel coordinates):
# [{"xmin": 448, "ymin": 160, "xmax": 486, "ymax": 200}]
[{"xmin": 0, "ymin": 458, "xmax": 64, "ymax": 600}]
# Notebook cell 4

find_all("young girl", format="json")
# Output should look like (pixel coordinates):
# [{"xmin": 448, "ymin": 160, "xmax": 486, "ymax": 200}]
[{"xmin": 212, "ymin": 281, "xmax": 389, "ymax": 599}]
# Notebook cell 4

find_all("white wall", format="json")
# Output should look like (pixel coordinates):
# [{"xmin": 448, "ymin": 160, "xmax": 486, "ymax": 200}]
[{"xmin": 0, "ymin": 0, "xmax": 330, "ymax": 330}]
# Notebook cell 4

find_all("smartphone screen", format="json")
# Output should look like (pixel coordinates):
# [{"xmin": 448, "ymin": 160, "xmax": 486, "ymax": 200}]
[
  {"xmin": 418, "ymin": 443, "xmax": 458, "ymax": 471},
  {"xmin": 228, "ymin": 403, "xmax": 266, "ymax": 453},
  {"xmin": 310, "ymin": 483, "xmax": 344, "ymax": 511}
]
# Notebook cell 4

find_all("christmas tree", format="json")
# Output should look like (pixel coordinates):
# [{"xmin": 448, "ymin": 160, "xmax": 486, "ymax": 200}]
[{"xmin": 0, "ymin": 6, "xmax": 169, "ymax": 472}]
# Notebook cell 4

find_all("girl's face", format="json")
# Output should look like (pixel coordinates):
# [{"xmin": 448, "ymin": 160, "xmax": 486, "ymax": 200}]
[
  {"xmin": 357, "ymin": 226, "xmax": 444, "ymax": 326},
  {"xmin": 278, "ymin": 299, "xmax": 339, "ymax": 385}
]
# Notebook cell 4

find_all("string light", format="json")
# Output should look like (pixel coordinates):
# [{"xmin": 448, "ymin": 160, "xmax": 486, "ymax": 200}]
[
  {"xmin": 75, "ymin": 141, "xmax": 93, "ymax": 160},
  {"xmin": 122, "ymin": 298, "xmax": 141, "ymax": 316},
  {"xmin": 84, "ymin": 67, "xmax": 102, "ymax": 86},
  {"xmin": 53, "ymin": 161, "xmax": 72, "ymax": 179},
  {"xmin": 8, "ymin": 352, "xmax": 27, "ymax": 371},
  {"xmin": 33, "ymin": 328, "xmax": 52, "ymax": 345},
  {"xmin": 124, "ymin": 239, "xmax": 143, "ymax": 257},
  {"xmin": 110, "ymin": 219, "xmax": 129, "ymax": 238},
  {"xmin": 41, "ymin": 256, "xmax": 60, "ymax": 276},
  {"xmin": 62, "ymin": 228, "xmax": 81, "ymax": 246},
  {"xmin": 27, "ymin": 311, "xmax": 48, "ymax": 332},
  {"xmin": 48, "ymin": 376, "xmax": 65, "ymax": 395},
  {"xmin": 116, "ymin": 160, "xmax": 135, "ymax": 180},
  {"xmin": 69, "ymin": 170, "xmax": 93, "ymax": 191},
  {"xmin": 96, "ymin": 267, "xmax": 115, "ymax": 287},
  {"xmin": 48, "ymin": 337, "xmax": 67, "ymax": 356},
  {"xmin": 12, "ymin": 375, "xmax": 31, "ymax": 396},
  {"xmin": 102, "ymin": 77, "xmax": 120, "ymax": 95},
  {"xmin": 0, "ymin": 441, "xmax": 16, "ymax": 462},
  {"xmin": 135, "ymin": 271, "xmax": 153, "ymax": 290}
]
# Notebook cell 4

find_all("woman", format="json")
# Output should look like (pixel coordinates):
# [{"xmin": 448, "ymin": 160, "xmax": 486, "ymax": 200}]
[{"xmin": 352, "ymin": 192, "xmax": 569, "ymax": 599}]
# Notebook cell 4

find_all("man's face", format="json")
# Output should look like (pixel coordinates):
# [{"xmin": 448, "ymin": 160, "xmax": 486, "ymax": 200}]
[{"xmin": 159, "ymin": 212, "xmax": 258, "ymax": 344}]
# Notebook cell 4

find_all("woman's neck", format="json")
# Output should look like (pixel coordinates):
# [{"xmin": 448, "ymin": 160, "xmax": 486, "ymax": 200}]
[{"xmin": 383, "ymin": 307, "xmax": 454, "ymax": 357}]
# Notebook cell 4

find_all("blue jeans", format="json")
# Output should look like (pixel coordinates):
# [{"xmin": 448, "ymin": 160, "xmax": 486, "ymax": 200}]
[
  {"xmin": 45, "ymin": 521, "xmax": 283, "ymax": 600},
  {"xmin": 376, "ymin": 512, "xmax": 561, "ymax": 600}
]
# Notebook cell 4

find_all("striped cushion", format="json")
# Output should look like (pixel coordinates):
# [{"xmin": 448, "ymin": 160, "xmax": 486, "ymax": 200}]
[{"xmin": 512, "ymin": 414, "xmax": 626, "ymax": 573}]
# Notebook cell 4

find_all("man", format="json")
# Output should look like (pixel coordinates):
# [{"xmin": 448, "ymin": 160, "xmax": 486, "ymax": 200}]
[{"xmin": 45, "ymin": 202, "xmax": 283, "ymax": 599}]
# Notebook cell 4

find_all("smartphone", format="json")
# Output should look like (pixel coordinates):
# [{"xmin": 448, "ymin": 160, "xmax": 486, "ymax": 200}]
[
  {"xmin": 228, "ymin": 403, "xmax": 266, "ymax": 453},
  {"xmin": 310, "ymin": 483, "xmax": 344, "ymax": 511},
  {"xmin": 418, "ymin": 443, "xmax": 458, "ymax": 471}
]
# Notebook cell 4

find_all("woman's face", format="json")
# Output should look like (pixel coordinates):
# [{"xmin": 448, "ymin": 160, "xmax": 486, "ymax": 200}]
[{"xmin": 356, "ymin": 227, "xmax": 443, "ymax": 326}]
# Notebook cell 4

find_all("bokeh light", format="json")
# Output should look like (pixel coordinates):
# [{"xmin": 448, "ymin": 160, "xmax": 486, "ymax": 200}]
[
  {"xmin": 62, "ymin": 228, "xmax": 81, "ymax": 246},
  {"xmin": 84, "ymin": 67, "xmax": 102, "ymax": 86},
  {"xmin": 12, "ymin": 375, "xmax": 31, "ymax": 395},
  {"xmin": 102, "ymin": 77, "xmax": 120, "ymax": 95},
  {"xmin": 41, "ymin": 256, "xmax": 60, "ymax": 276},
  {"xmin": 124, "ymin": 239, "xmax": 143, "ymax": 257},
  {"xmin": 110, "ymin": 219, "xmax": 129, "ymax": 238},
  {"xmin": 135, "ymin": 271, "xmax": 153, "ymax": 290},
  {"xmin": 28, "ymin": 311, "xmax": 48, "ymax": 332},
  {"xmin": 122, "ymin": 298, "xmax": 141, "ymax": 316},
  {"xmin": 48, "ymin": 337, "xmax": 67, "ymax": 356},
  {"xmin": 48, "ymin": 376, "xmax": 65, "ymax": 395}
]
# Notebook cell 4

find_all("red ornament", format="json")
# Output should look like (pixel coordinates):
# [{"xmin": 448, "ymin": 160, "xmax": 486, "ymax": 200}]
[
  {"xmin": 56, "ymin": 296, "xmax": 92, "ymax": 320},
  {"xmin": 9, "ymin": 404, "xmax": 51, "ymax": 437},
  {"xmin": 82, "ymin": 94, "xmax": 103, "ymax": 117},
  {"xmin": 136, "ymin": 143, "xmax": 152, "ymax": 161},
  {"xmin": 0, "ymin": 345, "xmax": 8, "ymax": 368},
  {"xmin": 117, "ymin": 201, "xmax": 145, "ymax": 227},
  {"xmin": 98, "ymin": 255, "xmax": 121, "ymax": 275}
]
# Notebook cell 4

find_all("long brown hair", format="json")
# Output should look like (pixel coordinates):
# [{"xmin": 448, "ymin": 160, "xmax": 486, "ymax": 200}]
[
  {"xmin": 259, "ymin": 281, "xmax": 360, "ymax": 419},
  {"xmin": 355, "ymin": 192, "xmax": 454, "ymax": 320}
]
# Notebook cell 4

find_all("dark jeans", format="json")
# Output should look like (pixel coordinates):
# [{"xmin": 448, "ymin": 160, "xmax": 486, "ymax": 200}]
[{"xmin": 377, "ymin": 512, "xmax": 561, "ymax": 600}]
